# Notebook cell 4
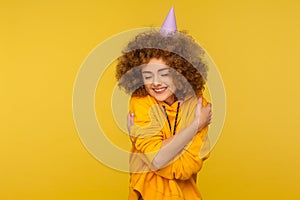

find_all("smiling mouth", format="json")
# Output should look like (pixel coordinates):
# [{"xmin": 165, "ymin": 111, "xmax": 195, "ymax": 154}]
[{"xmin": 153, "ymin": 87, "xmax": 167, "ymax": 94}]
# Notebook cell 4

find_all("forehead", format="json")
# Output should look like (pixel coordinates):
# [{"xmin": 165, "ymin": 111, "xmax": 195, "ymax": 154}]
[{"xmin": 142, "ymin": 58, "xmax": 170, "ymax": 73}]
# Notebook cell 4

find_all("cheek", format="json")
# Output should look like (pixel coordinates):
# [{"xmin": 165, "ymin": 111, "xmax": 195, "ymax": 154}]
[
  {"xmin": 169, "ymin": 84, "xmax": 176, "ymax": 93},
  {"xmin": 166, "ymin": 79, "xmax": 176, "ymax": 90},
  {"xmin": 161, "ymin": 77, "xmax": 172, "ymax": 85}
]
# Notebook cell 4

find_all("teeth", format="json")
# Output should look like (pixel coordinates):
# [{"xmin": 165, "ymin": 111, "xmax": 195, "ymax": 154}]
[{"xmin": 154, "ymin": 88, "xmax": 166, "ymax": 92}]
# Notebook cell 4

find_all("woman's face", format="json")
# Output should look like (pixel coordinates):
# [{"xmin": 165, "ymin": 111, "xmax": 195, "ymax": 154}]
[{"xmin": 141, "ymin": 58, "xmax": 176, "ymax": 105}]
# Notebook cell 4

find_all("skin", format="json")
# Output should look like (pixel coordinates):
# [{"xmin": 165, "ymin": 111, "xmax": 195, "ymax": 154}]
[
  {"xmin": 141, "ymin": 58, "xmax": 176, "ymax": 105},
  {"xmin": 129, "ymin": 57, "xmax": 212, "ymax": 169}
]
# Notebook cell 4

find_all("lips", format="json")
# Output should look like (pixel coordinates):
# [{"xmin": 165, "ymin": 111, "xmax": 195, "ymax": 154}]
[{"xmin": 153, "ymin": 87, "xmax": 167, "ymax": 94}]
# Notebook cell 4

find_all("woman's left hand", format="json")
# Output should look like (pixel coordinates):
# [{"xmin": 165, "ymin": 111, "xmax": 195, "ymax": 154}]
[{"xmin": 127, "ymin": 112, "xmax": 135, "ymax": 133}]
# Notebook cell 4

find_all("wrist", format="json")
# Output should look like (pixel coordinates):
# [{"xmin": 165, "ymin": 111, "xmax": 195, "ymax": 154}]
[{"xmin": 191, "ymin": 118, "xmax": 202, "ymax": 134}]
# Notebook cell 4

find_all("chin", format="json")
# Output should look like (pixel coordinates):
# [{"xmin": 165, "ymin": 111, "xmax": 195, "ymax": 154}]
[
  {"xmin": 152, "ymin": 93, "xmax": 172, "ymax": 102},
  {"xmin": 154, "ymin": 96, "xmax": 168, "ymax": 102}
]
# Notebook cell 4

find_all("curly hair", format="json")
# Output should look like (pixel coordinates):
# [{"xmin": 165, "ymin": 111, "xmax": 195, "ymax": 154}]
[{"xmin": 115, "ymin": 30, "xmax": 208, "ymax": 100}]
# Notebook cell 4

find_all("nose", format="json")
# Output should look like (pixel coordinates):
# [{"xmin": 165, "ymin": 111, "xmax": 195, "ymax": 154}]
[{"xmin": 152, "ymin": 74, "xmax": 162, "ymax": 86}]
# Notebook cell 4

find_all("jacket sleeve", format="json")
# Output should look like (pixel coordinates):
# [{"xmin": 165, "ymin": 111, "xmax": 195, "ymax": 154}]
[
  {"xmin": 154, "ymin": 126, "xmax": 210, "ymax": 180},
  {"xmin": 129, "ymin": 97, "xmax": 165, "ymax": 167},
  {"xmin": 129, "ymin": 96, "xmax": 210, "ymax": 179},
  {"xmin": 154, "ymin": 97, "xmax": 210, "ymax": 180}
]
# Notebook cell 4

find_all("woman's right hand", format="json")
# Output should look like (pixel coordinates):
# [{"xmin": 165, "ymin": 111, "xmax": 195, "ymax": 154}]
[{"xmin": 195, "ymin": 97, "xmax": 212, "ymax": 131}]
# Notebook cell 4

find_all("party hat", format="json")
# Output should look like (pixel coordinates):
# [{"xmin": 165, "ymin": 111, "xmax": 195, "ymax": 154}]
[{"xmin": 160, "ymin": 7, "xmax": 177, "ymax": 35}]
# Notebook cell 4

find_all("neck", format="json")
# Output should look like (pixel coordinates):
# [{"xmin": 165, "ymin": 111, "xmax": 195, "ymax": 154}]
[{"xmin": 164, "ymin": 95, "xmax": 176, "ymax": 106}]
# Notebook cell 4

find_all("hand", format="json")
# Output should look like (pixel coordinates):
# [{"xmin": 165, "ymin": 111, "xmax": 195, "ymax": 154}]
[
  {"xmin": 195, "ymin": 97, "xmax": 212, "ymax": 131},
  {"xmin": 127, "ymin": 112, "xmax": 135, "ymax": 134}
]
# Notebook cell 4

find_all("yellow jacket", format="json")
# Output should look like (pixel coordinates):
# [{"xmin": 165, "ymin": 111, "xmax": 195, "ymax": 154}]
[{"xmin": 129, "ymin": 95, "xmax": 210, "ymax": 200}]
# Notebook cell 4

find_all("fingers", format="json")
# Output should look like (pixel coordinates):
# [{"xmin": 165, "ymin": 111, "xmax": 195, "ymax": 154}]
[
  {"xmin": 127, "ymin": 112, "xmax": 134, "ymax": 119},
  {"xmin": 127, "ymin": 112, "xmax": 135, "ymax": 133},
  {"xmin": 208, "ymin": 109, "xmax": 213, "ymax": 124},
  {"xmin": 206, "ymin": 103, "xmax": 212, "ymax": 113},
  {"xmin": 195, "ymin": 97, "xmax": 203, "ymax": 118},
  {"xmin": 197, "ymin": 97, "xmax": 203, "ymax": 107},
  {"xmin": 208, "ymin": 115, "xmax": 212, "ymax": 124},
  {"xmin": 204, "ymin": 103, "xmax": 212, "ymax": 125},
  {"xmin": 127, "ymin": 112, "xmax": 131, "ymax": 123}
]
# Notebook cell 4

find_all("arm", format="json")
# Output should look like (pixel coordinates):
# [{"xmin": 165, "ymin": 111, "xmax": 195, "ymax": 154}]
[
  {"xmin": 154, "ymin": 126, "xmax": 210, "ymax": 180},
  {"xmin": 152, "ymin": 97, "xmax": 212, "ymax": 170},
  {"xmin": 129, "ymin": 113, "xmax": 206, "ymax": 179},
  {"xmin": 129, "ymin": 96, "xmax": 212, "ymax": 179}
]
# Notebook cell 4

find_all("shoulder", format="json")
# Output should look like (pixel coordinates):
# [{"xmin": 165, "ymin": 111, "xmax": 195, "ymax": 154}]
[
  {"xmin": 130, "ymin": 95, "xmax": 150, "ymax": 105},
  {"xmin": 181, "ymin": 94, "xmax": 209, "ymax": 108},
  {"xmin": 129, "ymin": 95, "xmax": 156, "ymax": 113},
  {"xmin": 129, "ymin": 95, "xmax": 162, "ymax": 125}
]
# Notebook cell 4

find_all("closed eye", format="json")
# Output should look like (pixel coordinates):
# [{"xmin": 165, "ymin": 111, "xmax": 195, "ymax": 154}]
[
  {"xmin": 161, "ymin": 73, "xmax": 169, "ymax": 77},
  {"xmin": 143, "ymin": 75, "xmax": 152, "ymax": 80}
]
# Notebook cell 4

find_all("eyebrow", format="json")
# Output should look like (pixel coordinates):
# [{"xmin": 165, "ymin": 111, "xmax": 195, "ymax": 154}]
[{"xmin": 142, "ymin": 68, "xmax": 170, "ymax": 74}]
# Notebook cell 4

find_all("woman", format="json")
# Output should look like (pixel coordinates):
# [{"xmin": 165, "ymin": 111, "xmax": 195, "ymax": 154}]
[{"xmin": 115, "ymin": 8, "xmax": 212, "ymax": 200}]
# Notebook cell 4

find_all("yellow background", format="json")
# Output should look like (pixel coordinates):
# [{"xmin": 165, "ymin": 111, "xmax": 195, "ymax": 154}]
[{"xmin": 1, "ymin": 0, "xmax": 300, "ymax": 199}]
